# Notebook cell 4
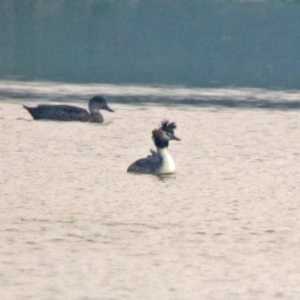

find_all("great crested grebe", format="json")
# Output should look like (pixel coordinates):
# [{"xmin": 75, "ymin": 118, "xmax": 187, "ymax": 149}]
[
  {"xmin": 23, "ymin": 95, "xmax": 114, "ymax": 123},
  {"xmin": 127, "ymin": 120, "xmax": 180, "ymax": 175}
]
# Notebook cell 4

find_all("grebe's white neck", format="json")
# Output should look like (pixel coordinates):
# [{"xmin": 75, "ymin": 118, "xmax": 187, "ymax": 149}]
[{"xmin": 157, "ymin": 147, "xmax": 176, "ymax": 174}]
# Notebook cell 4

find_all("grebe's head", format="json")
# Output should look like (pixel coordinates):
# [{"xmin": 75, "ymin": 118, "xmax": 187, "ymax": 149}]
[
  {"xmin": 152, "ymin": 120, "xmax": 180, "ymax": 148},
  {"xmin": 88, "ymin": 96, "xmax": 115, "ymax": 114}
]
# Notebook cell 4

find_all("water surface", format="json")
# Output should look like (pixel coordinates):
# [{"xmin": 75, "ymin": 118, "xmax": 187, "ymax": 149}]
[{"xmin": 1, "ymin": 81, "xmax": 300, "ymax": 299}]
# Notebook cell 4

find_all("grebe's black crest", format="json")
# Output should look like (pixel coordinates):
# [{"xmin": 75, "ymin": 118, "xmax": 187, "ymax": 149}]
[
  {"xmin": 161, "ymin": 120, "xmax": 177, "ymax": 134},
  {"xmin": 152, "ymin": 119, "xmax": 180, "ymax": 148}
]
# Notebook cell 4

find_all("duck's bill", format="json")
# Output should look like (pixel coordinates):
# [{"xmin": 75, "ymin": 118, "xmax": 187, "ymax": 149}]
[{"xmin": 105, "ymin": 105, "xmax": 115, "ymax": 112}]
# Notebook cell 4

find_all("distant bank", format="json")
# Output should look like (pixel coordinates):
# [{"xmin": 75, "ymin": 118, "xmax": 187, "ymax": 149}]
[{"xmin": 0, "ymin": 0, "xmax": 300, "ymax": 89}]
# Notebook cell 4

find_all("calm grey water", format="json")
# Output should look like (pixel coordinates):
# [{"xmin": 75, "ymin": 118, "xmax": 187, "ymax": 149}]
[{"xmin": 1, "ymin": 81, "xmax": 300, "ymax": 300}]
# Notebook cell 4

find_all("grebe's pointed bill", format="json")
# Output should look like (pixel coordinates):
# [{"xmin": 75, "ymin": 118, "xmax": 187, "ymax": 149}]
[{"xmin": 170, "ymin": 133, "xmax": 181, "ymax": 141}]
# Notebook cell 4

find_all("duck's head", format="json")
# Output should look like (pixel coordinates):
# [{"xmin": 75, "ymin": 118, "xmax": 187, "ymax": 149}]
[
  {"xmin": 88, "ymin": 96, "xmax": 115, "ymax": 114},
  {"xmin": 152, "ymin": 120, "xmax": 180, "ymax": 148}
]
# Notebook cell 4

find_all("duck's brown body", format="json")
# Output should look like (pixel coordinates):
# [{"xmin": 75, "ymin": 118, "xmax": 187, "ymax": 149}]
[
  {"xmin": 23, "ymin": 105, "xmax": 103, "ymax": 122},
  {"xmin": 23, "ymin": 96, "xmax": 114, "ymax": 123}
]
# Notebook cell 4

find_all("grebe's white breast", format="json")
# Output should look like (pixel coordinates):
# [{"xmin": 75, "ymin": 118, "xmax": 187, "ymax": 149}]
[{"xmin": 156, "ymin": 148, "xmax": 176, "ymax": 174}]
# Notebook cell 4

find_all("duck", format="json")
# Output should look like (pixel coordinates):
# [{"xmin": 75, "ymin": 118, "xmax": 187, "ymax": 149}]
[
  {"xmin": 127, "ymin": 120, "xmax": 180, "ymax": 175},
  {"xmin": 23, "ymin": 95, "xmax": 114, "ymax": 122}
]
